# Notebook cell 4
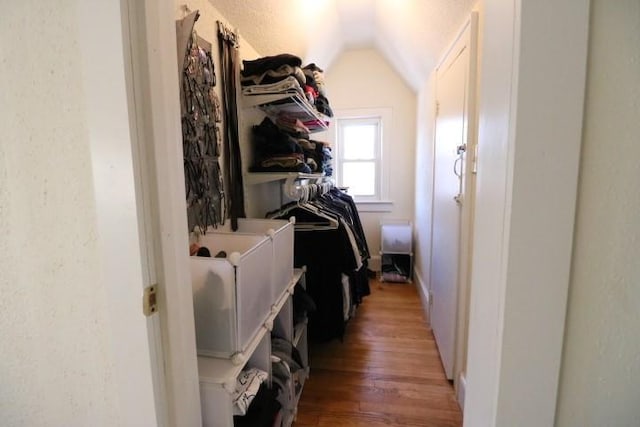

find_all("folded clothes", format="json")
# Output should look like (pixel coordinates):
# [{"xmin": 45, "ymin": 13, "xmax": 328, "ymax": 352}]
[
  {"xmin": 260, "ymin": 155, "xmax": 305, "ymax": 169},
  {"xmin": 295, "ymin": 138, "xmax": 315, "ymax": 150},
  {"xmin": 303, "ymin": 72, "xmax": 320, "ymax": 99},
  {"xmin": 302, "ymin": 63, "xmax": 332, "ymax": 116},
  {"xmin": 232, "ymin": 368, "xmax": 268, "ymax": 416},
  {"xmin": 293, "ymin": 137, "xmax": 321, "ymax": 173},
  {"xmin": 315, "ymin": 94, "xmax": 334, "ymax": 117},
  {"xmin": 310, "ymin": 69, "xmax": 326, "ymax": 95},
  {"xmin": 242, "ymin": 53, "xmax": 302, "ymax": 77},
  {"xmin": 303, "ymin": 63, "xmax": 328, "ymax": 97},
  {"xmin": 252, "ymin": 117, "xmax": 303, "ymax": 156},
  {"xmin": 233, "ymin": 383, "xmax": 281, "ymax": 427},
  {"xmin": 271, "ymin": 336, "xmax": 304, "ymax": 372},
  {"xmin": 251, "ymin": 163, "xmax": 313, "ymax": 174},
  {"xmin": 276, "ymin": 115, "xmax": 310, "ymax": 136},
  {"xmin": 241, "ymin": 64, "xmax": 306, "ymax": 87},
  {"xmin": 260, "ymin": 154, "xmax": 304, "ymax": 168},
  {"xmin": 303, "ymin": 63, "xmax": 324, "ymax": 73},
  {"xmin": 302, "ymin": 118, "xmax": 330, "ymax": 130}
]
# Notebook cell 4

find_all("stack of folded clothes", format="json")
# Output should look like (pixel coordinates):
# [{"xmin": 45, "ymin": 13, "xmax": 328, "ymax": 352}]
[
  {"xmin": 250, "ymin": 117, "xmax": 333, "ymax": 175},
  {"xmin": 241, "ymin": 54, "xmax": 334, "ymax": 120},
  {"xmin": 302, "ymin": 63, "xmax": 333, "ymax": 118}
]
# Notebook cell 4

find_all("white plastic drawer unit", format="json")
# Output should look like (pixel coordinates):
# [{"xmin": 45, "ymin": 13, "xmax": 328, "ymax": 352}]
[
  {"xmin": 214, "ymin": 218, "xmax": 294, "ymax": 302},
  {"xmin": 381, "ymin": 222, "xmax": 413, "ymax": 254},
  {"xmin": 190, "ymin": 218, "xmax": 294, "ymax": 359},
  {"xmin": 191, "ymin": 233, "xmax": 273, "ymax": 359}
]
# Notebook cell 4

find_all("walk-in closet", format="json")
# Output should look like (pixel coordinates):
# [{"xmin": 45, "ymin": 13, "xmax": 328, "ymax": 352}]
[
  {"xmin": 174, "ymin": 1, "xmax": 475, "ymax": 425},
  {"xmin": 7, "ymin": 0, "xmax": 625, "ymax": 426}
]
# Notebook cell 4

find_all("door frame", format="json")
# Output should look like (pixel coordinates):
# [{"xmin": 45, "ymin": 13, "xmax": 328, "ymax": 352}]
[
  {"xmin": 77, "ymin": 1, "xmax": 170, "ymax": 425},
  {"xmin": 463, "ymin": 0, "xmax": 589, "ymax": 425},
  {"xmin": 120, "ymin": 0, "xmax": 202, "ymax": 425},
  {"xmin": 454, "ymin": 12, "xmax": 479, "ymax": 408},
  {"xmin": 428, "ymin": 13, "xmax": 479, "ymax": 395}
]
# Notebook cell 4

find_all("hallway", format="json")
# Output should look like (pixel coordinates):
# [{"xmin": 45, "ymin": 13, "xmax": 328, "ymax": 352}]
[{"xmin": 295, "ymin": 279, "xmax": 462, "ymax": 427}]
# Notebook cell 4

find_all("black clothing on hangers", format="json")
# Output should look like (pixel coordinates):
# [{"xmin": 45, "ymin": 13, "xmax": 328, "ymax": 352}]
[
  {"xmin": 269, "ymin": 188, "xmax": 370, "ymax": 341},
  {"xmin": 217, "ymin": 21, "xmax": 245, "ymax": 230}
]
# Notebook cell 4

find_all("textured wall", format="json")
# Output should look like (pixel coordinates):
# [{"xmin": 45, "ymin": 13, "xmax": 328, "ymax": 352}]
[
  {"xmin": 323, "ymin": 48, "xmax": 417, "ymax": 262},
  {"xmin": 208, "ymin": 0, "xmax": 473, "ymax": 90},
  {"xmin": 556, "ymin": 1, "xmax": 640, "ymax": 425},
  {"xmin": 0, "ymin": 1, "xmax": 119, "ymax": 425},
  {"xmin": 413, "ymin": 73, "xmax": 437, "ymax": 306}
]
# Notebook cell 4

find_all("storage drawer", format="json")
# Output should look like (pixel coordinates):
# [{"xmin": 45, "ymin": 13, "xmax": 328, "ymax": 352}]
[
  {"xmin": 198, "ymin": 336, "xmax": 270, "ymax": 427},
  {"xmin": 381, "ymin": 253, "xmax": 413, "ymax": 283},
  {"xmin": 191, "ymin": 233, "xmax": 273, "ymax": 358},
  {"xmin": 381, "ymin": 222, "xmax": 412, "ymax": 254},
  {"xmin": 212, "ymin": 218, "xmax": 294, "ymax": 302}
]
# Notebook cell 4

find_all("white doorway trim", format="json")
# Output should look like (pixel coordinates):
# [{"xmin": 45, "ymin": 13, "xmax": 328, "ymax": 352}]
[
  {"xmin": 429, "ymin": 15, "xmax": 477, "ymax": 381},
  {"xmin": 455, "ymin": 11, "xmax": 479, "ymax": 407},
  {"xmin": 120, "ymin": 0, "xmax": 202, "ymax": 425},
  {"xmin": 464, "ymin": 0, "xmax": 589, "ymax": 426},
  {"xmin": 77, "ymin": 1, "xmax": 161, "ymax": 425}
]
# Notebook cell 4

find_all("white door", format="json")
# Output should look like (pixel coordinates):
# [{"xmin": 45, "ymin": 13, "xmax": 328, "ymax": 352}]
[{"xmin": 430, "ymin": 33, "xmax": 471, "ymax": 380}]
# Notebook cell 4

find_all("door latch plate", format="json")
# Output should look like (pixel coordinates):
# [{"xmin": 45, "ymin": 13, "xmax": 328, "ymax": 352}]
[{"xmin": 143, "ymin": 285, "xmax": 158, "ymax": 317}]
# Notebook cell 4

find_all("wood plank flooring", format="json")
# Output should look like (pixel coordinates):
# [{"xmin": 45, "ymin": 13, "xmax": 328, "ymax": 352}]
[{"xmin": 295, "ymin": 278, "xmax": 462, "ymax": 427}]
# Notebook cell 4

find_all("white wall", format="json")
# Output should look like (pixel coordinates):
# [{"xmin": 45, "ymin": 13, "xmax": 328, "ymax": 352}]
[
  {"xmin": 464, "ymin": 0, "xmax": 589, "ymax": 425},
  {"xmin": 555, "ymin": 1, "xmax": 640, "ymax": 425},
  {"xmin": 0, "ymin": 1, "xmax": 158, "ymax": 425},
  {"xmin": 323, "ymin": 48, "xmax": 417, "ymax": 265},
  {"xmin": 414, "ymin": 73, "xmax": 437, "ymax": 309}
]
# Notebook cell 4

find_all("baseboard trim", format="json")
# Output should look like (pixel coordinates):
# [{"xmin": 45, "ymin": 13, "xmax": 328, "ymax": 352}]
[
  {"xmin": 457, "ymin": 371, "xmax": 467, "ymax": 410},
  {"xmin": 414, "ymin": 266, "xmax": 430, "ymax": 324},
  {"xmin": 369, "ymin": 255, "xmax": 381, "ymax": 272}
]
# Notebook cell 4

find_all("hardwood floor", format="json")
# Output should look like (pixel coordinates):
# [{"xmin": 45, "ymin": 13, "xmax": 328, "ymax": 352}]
[{"xmin": 295, "ymin": 278, "xmax": 462, "ymax": 427}]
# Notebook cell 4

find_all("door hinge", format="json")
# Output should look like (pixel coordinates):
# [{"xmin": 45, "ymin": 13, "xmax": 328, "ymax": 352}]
[
  {"xmin": 143, "ymin": 285, "xmax": 158, "ymax": 317},
  {"xmin": 435, "ymin": 101, "xmax": 440, "ymax": 116}
]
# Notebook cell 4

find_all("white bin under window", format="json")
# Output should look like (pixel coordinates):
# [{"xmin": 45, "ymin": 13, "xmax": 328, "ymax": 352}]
[
  {"xmin": 381, "ymin": 222, "xmax": 412, "ymax": 254},
  {"xmin": 380, "ymin": 221, "xmax": 413, "ymax": 283},
  {"xmin": 191, "ymin": 233, "xmax": 273, "ymax": 359}
]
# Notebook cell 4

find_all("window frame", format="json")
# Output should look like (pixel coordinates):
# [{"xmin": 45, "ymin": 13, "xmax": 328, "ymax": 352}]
[
  {"xmin": 336, "ymin": 116, "xmax": 381, "ymax": 201},
  {"xmin": 333, "ymin": 108, "xmax": 393, "ymax": 211}
]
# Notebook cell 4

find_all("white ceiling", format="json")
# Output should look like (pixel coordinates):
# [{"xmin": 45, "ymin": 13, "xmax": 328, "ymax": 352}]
[{"xmin": 209, "ymin": 0, "xmax": 474, "ymax": 91}]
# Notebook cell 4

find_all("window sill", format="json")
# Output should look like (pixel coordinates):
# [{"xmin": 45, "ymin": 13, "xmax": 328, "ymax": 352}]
[{"xmin": 354, "ymin": 200, "xmax": 394, "ymax": 212}]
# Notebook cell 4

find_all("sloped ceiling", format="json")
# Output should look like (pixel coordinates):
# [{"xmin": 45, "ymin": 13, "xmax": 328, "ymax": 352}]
[{"xmin": 209, "ymin": 0, "xmax": 474, "ymax": 91}]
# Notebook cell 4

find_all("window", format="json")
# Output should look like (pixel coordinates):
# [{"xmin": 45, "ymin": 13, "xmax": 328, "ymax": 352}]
[
  {"xmin": 336, "ymin": 117, "xmax": 382, "ymax": 200},
  {"xmin": 332, "ymin": 108, "xmax": 392, "ymax": 212}
]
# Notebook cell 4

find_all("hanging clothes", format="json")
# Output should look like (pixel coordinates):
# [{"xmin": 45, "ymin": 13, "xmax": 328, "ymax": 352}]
[
  {"xmin": 268, "ymin": 188, "xmax": 370, "ymax": 341},
  {"xmin": 217, "ymin": 21, "xmax": 245, "ymax": 231}
]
